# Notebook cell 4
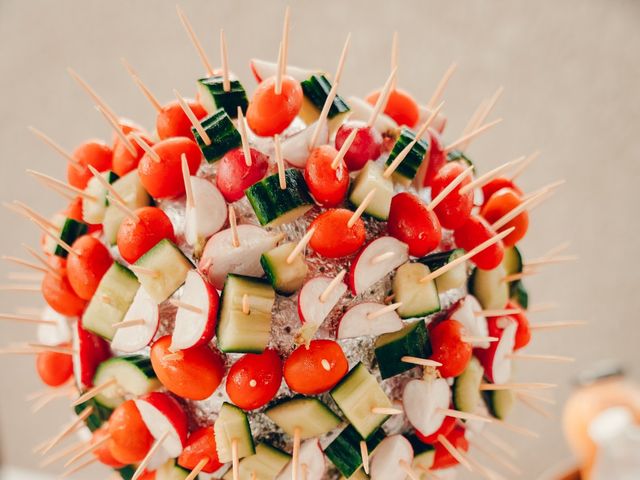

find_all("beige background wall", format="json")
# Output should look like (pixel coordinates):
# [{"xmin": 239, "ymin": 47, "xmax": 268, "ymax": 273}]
[{"xmin": 0, "ymin": 0, "xmax": 639, "ymax": 478}]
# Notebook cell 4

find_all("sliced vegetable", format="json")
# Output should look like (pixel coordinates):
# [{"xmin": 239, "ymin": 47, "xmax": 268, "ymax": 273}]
[
  {"xmin": 260, "ymin": 242, "xmax": 309, "ymax": 295},
  {"xmin": 407, "ymin": 434, "xmax": 435, "ymax": 472},
  {"xmin": 502, "ymin": 246, "xmax": 523, "ymax": 275},
  {"xmin": 223, "ymin": 443, "xmax": 291, "ymax": 480},
  {"xmin": 324, "ymin": 425, "xmax": 385, "ymax": 479},
  {"xmin": 474, "ymin": 316, "xmax": 517, "ymax": 384},
  {"xmin": 276, "ymin": 439, "xmax": 326, "ymax": 480},
  {"xmin": 135, "ymin": 392, "xmax": 188, "ymax": 458},
  {"xmin": 111, "ymin": 288, "xmax": 159, "ymax": 353},
  {"xmin": 468, "ymin": 264, "xmax": 509, "ymax": 310},
  {"xmin": 73, "ymin": 320, "xmax": 112, "ymax": 389},
  {"xmin": 184, "ymin": 176, "xmax": 227, "ymax": 249},
  {"xmin": 93, "ymin": 355, "xmax": 159, "ymax": 408},
  {"xmin": 300, "ymin": 74, "xmax": 350, "ymax": 129},
  {"xmin": 348, "ymin": 161, "xmax": 394, "ymax": 221},
  {"xmin": 418, "ymin": 248, "xmax": 467, "ymax": 292},
  {"xmin": 483, "ymin": 388, "xmax": 515, "ymax": 420},
  {"xmin": 281, "ymin": 120, "xmax": 329, "ymax": 168},
  {"xmin": 369, "ymin": 435, "xmax": 414, "ymax": 480},
  {"xmin": 155, "ymin": 460, "xmax": 192, "ymax": 480},
  {"xmin": 337, "ymin": 302, "xmax": 403, "ymax": 339},
  {"xmin": 385, "ymin": 127, "xmax": 428, "ymax": 185},
  {"xmin": 82, "ymin": 170, "xmax": 119, "ymax": 224},
  {"xmin": 346, "ymin": 96, "xmax": 398, "ymax": 136},
  {"xmin": 102, "ymin": 170, "xmax": 152, "ymax": 244},
  {"xmin": 451, "ymin": 295, "xmax": 490, "ymax": 349},
  {"xmin": 250, "ymin": 59, "xmax": 320, "ymax": 83},
  {"xmin": 297, "ymin": 276, "xmax": 347, "ymax": 326},
  {"xmin": 214, "ymin": 402, "xmax": 255, "ymax": 463},
  {"xmin": 348, "ymin": 236, "xmax": 408, "ymax": 295},
  {"xmin": 374, "ymin": 320, "xmax": 430, "ymax": 379},
  {"xmin": 265, "ymin": 396, "xmax": 341, "ymax": 439},
  {"xmin": 452, "ymin": 357, "xmax": 483, "ymax": 413},
  {"xmin": 192, "ymin": 109, "xmax": 242, "ymax": 162},
  {"xmin": 403, "ymin": 377, "xmax": 451, "ymax": 437},
  {"xmin": 197, "ymin": 75, "xmax": 249, "ymax": 117},
  {"xmin": 108, "ymin": 399, "xmax": 154, "ymax": 464},
  {"xmin": 49, "ymin": 218, "xmax": 88, "ymax": 258},
  {"xmin": 392, "ymin": 262, "xmax": 440, "ymax": 319},
  {"xmin": 510, "ymin": 279, "xmax": 529, "ymax": 309}
]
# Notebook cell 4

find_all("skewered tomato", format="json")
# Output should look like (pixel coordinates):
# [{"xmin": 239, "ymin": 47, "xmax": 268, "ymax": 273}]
[
  {"xmin": 365, "ymin": 88, "xmax": 420, "ymax": 128},
  {"xmin": 156, "ymin": 99, "xmax": 208, "ymax": 141},
  {"xmin": 334, "ymin": 121, "xmax": 383, "ymax": 171},
  {"xmin": 92, "ymin": 425, "xmax": 125, "ymax": 468},
  {"xmin": 284, "ymin": 340, "xmax": 348, "ymax": 395},
  {"xmin": 429, "ymin": 320, "xmax": 472, "ymax": 378},
  {"xmin": 178, "ymin": 426, "xmax": 223, "ymax": 474},
  {"xmin": 387, "ymin": 192, "xmax": 441, "ymax": 257},
  {"xmin": 150, "ymin": 336, "xmax": 225, "ymax": 401},
  {"xmin": 108, "ymin": 399, "xmax": 154, "ymax": 464},
  {"xmin": 226, "ymin": 349, "xmax": 283, "ymax": 410},
  {"xmin": 506, "ymin": 300, "xmax": 530, "ymax": 350},
  {"xmin": 138, "ymin": 137, "xmax": 201, "ymax": 199},
  {"xmin": 216, "ymin": 147, "xmax": 269, "ymax": 202},
  {"xmin": 432, "ymin": 426, "xmax": 469, "ymax": 470},
  {"xmin": 430, "ymin": 161, "xmax": 474, "ymax": 230},
  {"xmin": 116, "ymin": 207, "xmax": 175, "ymax": 263},
  {"xmin": 36, "ymin": 347, "xmax": 73, "ymax": 387},
  {"xmin": 246, "ymin": 76, "xmax": 303, "ymax": 136},
  {"xmin": 308, "ymin": 208, "xmax": 366, "ymax": 258},
  {"xmin": 453, "ymin": 215, "xmax": 504, "ymax": 270},
  {"xmin": 67, "ymin": 140, "xmax": 113, "ymax": 189},
  {"xmin": 42, "ymin": 270, "xmax": 87, "ymax": 317},
  {"xmin": 67, "ymin": 235, "xmax": 113, "ymax": 300},
  {"xmin": 481, "ymin": 176, "xmax": 523, "ymax": 206},
  {"xmin": 304, "ymin": 145, "xmax": 350, "ymax": 207},
  {"xmin": 113, "ymin": 132, "xmax": 153, "ymax": 176},
  {"xmin": 415, "ymin": 415, "xmax": 456, "ymax": 445},
  {"xmin": 480, "ymin": 187, "xmax": 528, "ymax": 247}
]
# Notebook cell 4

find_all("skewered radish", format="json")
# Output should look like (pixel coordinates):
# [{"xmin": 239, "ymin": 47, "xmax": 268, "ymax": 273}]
[
  {"xmin": 348, "ymin": 236, "xmax": 409, "ymax": 295},
  {"xmin": 111, "ymin": 288, "xmax": 159, "ymax": 353},
  {"xmin": 337, "ymin": 302, "xmax": 403, "ymax": 339}
]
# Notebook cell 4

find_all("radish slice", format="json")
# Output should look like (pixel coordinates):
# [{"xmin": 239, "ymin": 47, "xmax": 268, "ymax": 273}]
[
  {"xmin": 418, "ymin": 105, "xmax": 447, "ymax": 135},
  {"xmin": 403, "ymin": 378, "xmax": 451, "ymax": 437},
  {"xmin": 281, "ymin": 121, "xmax": 329, "ymax": 168},
  {"xmin": 488, "ymin": 318, "xmax": 517, "ymax": 384},
  {"xmin": 37, "ymin": 307, "xmax": 73, "ymax": 346},
  {"xmin": 184, "ymin": 177, "xmax": 227, "ymax": 247},
  {"xmin": 297, "ymin": 276, "xmax": 347, "ymax": 325},
  {"xmin": 276, "ymin": 439, "xmax": 326, "ymax": 480},
  {"xmin": 170, "ymin": 270, "xmax": 218, "ymax": 351},
  {"xmin": 135, "ymin": 393, "xmax": 188, "ymax": 458},
  {"xmin": 250, "ymin": 58, "xmax": 321, "ymax": 83},
  {"xmin": 347, "ymin": 96, "xmax": 398, "ymax": 134},
  {"xmin": 369, "ymin": 435, "xmax": 414, "ymax": 480},
  {"xmin": 452, "ymin": 295, "xmax": 490, "ymax": 349},
  {"xmin": 73, "ymin": 320, "xmax": 112, "ymax": 389},
  {"xmin": 111, "ymin": 289, "xmax": 159, "ymax": 353},
  {"xmin": 337, "ymin": 302, "xmax": 403, "ymax": 339},
  {"xmin": 348, "ymin": 237, "xmax": 409, "ymax": 295},
  {"xmin": 199, "ymin": 224, "xmax": 280, "ymax": 289}
]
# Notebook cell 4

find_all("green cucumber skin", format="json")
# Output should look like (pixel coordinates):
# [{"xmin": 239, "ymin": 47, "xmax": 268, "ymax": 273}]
[
  {"xmin": 301, "ymin": 75, "xmax": 350, "ymax": 118},
  {"xmin": 103, "ymin": 171, "xmax": 120, "ymax": 206},
  {"xmin": 96, "ymin": 355, "xmax": 156, "ymax": 379},
  {"xmin": 407, "ymin": 433, "xmax": 435, "ymax": 456},
  {"xmin": 502, "ymin": 246, "xmax": 523, "ymax": 275},
  {"xmin": 447, "ymin": 149, "xmax": 474, "ymax": 168},
  {"xmin": 418, "ymin": 249, "xmax": 465, "ymax": 270},
  {"xmin": 482, "ymin": 389, "xmax": 515, "ymax": 420},
  {"xmin": 324, "ymin": 425, "xmax": 385, "ymax": 478},
  {"xmin": 374, "ymin": 320, "xmax": 431, "ymax": 379},
  {"xmin": 510, "ymin": 279, "xmax": 529, "ymax": 309},
  {"xmin": 385, "ymin": 128, "xmax": 428, "ymax": 181},
  {"xmin": 116, "ymin": 466, "xmax": 136, "ymax": 480},
  {"xmin": 54, "ymin": 219, "xmax": 88, "ymax": 258},
  {"xmin": 74, "ymin": 399, "xmax": 113, "ymax": 432},
  {"xmin": 193, "ymin": 109, "xmax": 242, "ymax": 162},
  {"xmin": 198, "ymin": 76, "xmax": 249, "ymax": 118}
]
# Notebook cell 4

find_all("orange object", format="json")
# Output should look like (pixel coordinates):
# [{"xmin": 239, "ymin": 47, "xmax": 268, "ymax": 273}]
[
  {"xmin": 156, "ymin": 99, "xmax": 208, "ymax": 141},
  {"xmin": 108, "ymin": 400, "xmax": 154, "ymax": 464},
  {"xmin": 365, "ymin": 88, "xmax": 420, "ymax": 128},
  {"xmin": 66, "ymin": 140, "xmax": 113, "ymax": 189},
  {"xmin": 284, "ymin": 340, "xmax": 348, "ymax": 395},
  {"xmin": 480, "ymin": 187, "xmax": 528, "ymax": 247},
  {"xmin": 36, "ymin": 347, "xmax": 73, "ymax": 387},
  {"xmin": 309, "ymin": 208, "xmax": 366, "ymax": 258},
  {"xmin": 246, "ymin": 76, "xmax": 303, "ymax": 136}
]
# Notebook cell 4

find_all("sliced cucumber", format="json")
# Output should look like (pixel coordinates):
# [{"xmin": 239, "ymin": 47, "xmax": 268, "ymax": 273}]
[
  {"xmin": 42, "ymin": 213, "xmax": 66, "ymax": 255},
  {"xmin": 392, "ymin": 263, "xmax": 440, "ymax": 319},
  {"xmin": 82, "ymin": 171, "xmax": 119, "ymax": 224},
  {"xmin": 134, "ymin": 239, "xmax": 193, "ymax": 304},
  {"xmin": 374, "ymin": 320, "xmax": 430, "ymax": 379},
  {"xmin": 103, "ymin": 171, "xmax": 152, "ymax": 244},
  {"xmin": 214, "ymin": 402, "xmax": 255, "ymax": 463},
  {"xmin": 197, "ymin": 75, "xmax": 249, "ymax": 117},
  {"xmin": 348, "ymin": 161, "xmax": 394, "ymax": 220},
  {"xmin": 385, "ymin": 127, "xmax": 428, "ymax": 185},
  {"xmin": 330, "ymin": 363, "xmax": 392, "ymax": 439},
  {"xmin": 447, "ymin": 149, "xmax": 474, "ymax": 168},
  {"xmin": 74, "ymin": 398, "xmax": 113, "ymax": 432},
  {"xmin": 223, "ymin": 443, "xmax": 291, "ymax": 480},
  {"xmin": 483, "ymin": 389, "xmax": 515, "ymax": 420},
  {"xmin": 468, "ymin": 265, "xmax": 509, "ymax": 310},
  {"xmin": 407, "ymin": 434, "xmax": 435, "ymax": 471},
  {"xmin": 193, "ymin": 109, "xmax": 242, "ymax": 163},
  {"xmin": 217, "ymin": 274, "xmax": 275, "ymax": 353},
  {"xmin": 300, "ymin": 74, "xmax": 350, "ymax": 131},
  {"xmin": 418, "ymin": 249, "xmax": 467, "ymax": 292},
  {"xmin": 53, "ymin": 218, "xmax": 88, "ymax": 258},
  {"xmin": 246, "ymin": 169, "xmax": 314, "ymax": 227},
  {"xmin": 260, "ymin": 242, "xmax": 309, "ymax": 295},
  {"xmin": 510, "ymin": 279, "xmax": 529, "ymax": 309},
  {"xmin": 452, "ymin": 357, "xmax": 483, "ymax": 413},
  {"xmin": 265, "ymin": 396, "xmax": 341, "ymax": 439},
  {"xmin": 324, "ymin": 425, "xmax": 385, "ymax": 479},
  {"xmin": 156, "ymin": 460, "xmax": 192, "ymax": 480},
  {"xmin": 92, "ymin": 356, "xmax": 160, "ymax": 408},
  {"xmin": 502, "ymin": 246, "xmax": 523, "ymax": 275},
  {"xmin": 82, "ymin": 262, "xmax": 139, "ymax": 340}
]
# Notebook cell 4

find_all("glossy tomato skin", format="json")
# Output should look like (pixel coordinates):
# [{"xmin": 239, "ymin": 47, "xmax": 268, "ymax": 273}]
[
  {"xmin": 453, "ymin": 215, "xmax": 504, "ymax": 270},
  {"xmin": 157, "ymin": 100, "xmax": 208, "ymax": 141},
  {"xmin": 108, "ymin": 399, "xmax": 154, "ymax": 464},
  {"xmin": 138, "ymin": 137, "xmax": 202, "ymax": 199},
  {"xmin": 415, "ymin": 414, "xmax": 456, "ymax": 445},
  {"xmin": 387, "ymin": 192, "xmax": 441, "ymax": 257},
  {"xmin": 334, "ymin": 121, "xmax": 383, "ymax": 171},
  {"xmin": 365, "ymin": 88, "xmax": 420, "ymax": 127},
  {"xmin": 67, "ymin": 235, "xmax": 113, "ymax": 300},
  {"xmin": 430, "ymin": 162, "xmax": 474, "ymax": 230},
  {"xmin": 178, "ymin": 426, "xmax": 223, "ymax": 473},
  {"xmin": 481, "ymin": 177, "xmax": 523, "ymax": 206},
  {"xmin": 422, "ymin": 129, "xmax": 447, "ymax": 188},
  {"xmin": 150, "ymin": 336, "xmax": 225, "ymax": 401},
  {"xmin": 429, "ymin": 320, "xmax": 472, "ymax": 378},
  {"xmin": 304, "ymin": 145, "xmax": 350, "ymax": 207},
  {"xmin": 506, "ymin": 300, "xmax": 531, "ymax": 350},
  {"xmin": 113, "ymin": 132, "xmax": 153, "ymax": 176},
  {"xmin": 67, "ymin": 140, "xmax": 113, "ymax": 189},
  {"xmin": 116, "ymin": 207, "xmax": 176, "ymax": 264},
  {"xmin": 284, "ymin": 340, "xmax": 348, "ymax": 395},
  {"xmin": 308, "ymin": 209, "xmax": 366, "ymax": 258},
  {"xmin": 36, "ymin": 348, "xmax": 73, "ymax": 387},
  {"xmin": 42, "ymin": 271, "xmax": 87, "ymax": 317},
  {"xmin": 216, "ymin": 147, "xmax": 269, "ymax": 202},
  {"xmin": 246, "ymin": 76, "xmax": 303, "ymax": 136},
  {"xmin": 92, "ymin": 425, "xmax": 125, "ymax": 468},
  {"xmin": 480, "ymin": 187, "xmax": 528, "ymax": 248},
  {"xmin": 432, "ymin": 426, "xmax": 469, "ymax": 470},
  {"xmin": 226, "ymin": 349, "xmax": 283, "ymax": 410}
]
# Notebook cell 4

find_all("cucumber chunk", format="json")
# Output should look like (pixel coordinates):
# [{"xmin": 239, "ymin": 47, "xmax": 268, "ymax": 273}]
[
  {"xmin": 42, "ymin": 213, "xmax": 66, "ymax": 255},
  {"xmin": 260, "ymin": 242, "xmax": 309, "ymax": 295},
  {"xmin": 407, "ymin": 434, "xmax": 435, "ymax": 471},
  {"xmin": 374, "ymin": 320, "xmax": 431, "ymax": 379},
  {"xmin": 193, "ymin": 109, "xmax": 242, "ymax": 163},
  {"xmin": 324, "ymin": 425, "xmax": 385, "ymax": 478},
  {"xmin": 82, "ymin": 171, "xmax": 119, "ymax": 224},
  {"xmin": 330, "ymin": 363, "xmax": 392, "ymax": 439},
  {"xmin": 468, "ymin": 265, "xmax": 509, "ymax": 310},
  {"xmin": 300, "ymin": 74, "xmax": 350, "ymax": 130},
  {"xmin": 156, "ymin": 460, "xmax": 192, "ymax": 480},
  {"xmin": 452, "ymin": 357, "xmax": 483, "ymax": 413},
  {"xmin": 74, "ymin": 398, "xmax": 113, "ymax": 432},
  {"xmin": 265, "ymin": 396, "xmax": 341, "ymax": 439},
  {"xmin": 223, "ymin": 443, "xmax": 291, "ymax": 480},
  {"xmin": 214, "ymin": 402, "xmax": 255, "ymax": 463},
  {"xmin": 483, "ymin": 388, "xmax": 515, "ymax": 420},
  {"xmin": 392, "ymin": 263, "xmax": 440, "ymax": 319},
  {"xmin": 103, "ymin": 171, "xmax": 152, "ymax": 244},
  {"xmin": 348, "ymin": 161, "xmax": 395, "ymax": 220},
  {"xmin": 92, "ymin": 356, "xmax": 160, "ymax": 408},
  {"xmin": 502, "ymin": 246, "xmax": 523, "ymax": 275},
  {"xmin": 385, "ymin": 128, "xmax": 428, "ymax": 185},
  {"xmin": 197, "ymin": 75, "xmax": 249, "ymax": 118},
  {"xmin": 447, "ymin": 149, "xmax": 474, "ymax": 168},
  {"xmin": 418, "ymin": 248, "xmax": 467, "ymax": 292},
  {"xmin": 53, "ymin": 219, "xmax": 88, "ymax": 258}
]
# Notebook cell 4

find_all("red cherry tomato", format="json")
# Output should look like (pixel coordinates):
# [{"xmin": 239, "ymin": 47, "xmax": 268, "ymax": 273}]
[
  {"xmin": 226, "ymin": 349, "xmax": 283, "ymax": 410},
  {"xmin": 92, "ymin": 425, "xmax": 125, "ymax": 468},
  {"xmin": 108, "ymin": 399, "xmax": 154, "ymax": 464},
  {"xmin": 453, "ymin": 215, "xmax": 504, "ymax": 270},
  {"xmin": 36, "ymin": 347, "xmax": 73, "ymax": 387},
  {"xmin": 308, "ymin": 209, "xmax": 366, "ymax": 258},
  {"xmin": 138, "ymin": 137, "xmax": 202, "ymax": 199},
  {"xmin": 42, "ymin": 271, "xmax": 87, "ymax": 317},
  {"xmin": 178, "ymin": 426, "xmax": 223, "ymax": 474},
  {"xmin": 480, "ymin": 187, "xmax": 528, "ymax": 248},
  {"xmin": 67, "ymin": 235, "xmax": 113, "ymax": 300},
  {"xmin": 481, "ymin": 176, "xmax": 523, "ymax": 206},
  {"xmin": 334, "ymin": 121, "xmax": 383, "ymax": 171},
  {"xmin": 421, "ymin": 128, "xmax": 447, "ymax": 188},
  {"xmin": 284, "ymin": 340, "xmax": 348, "ymax": 395},
  {"xmin": 387, "ymin": 192, "xmax": 441, "ymax": 257},
  {"xmin": 246, "ymin": 76, "xmax": 303, "ymax": 136},
  {"xmin": 157, "ymin": 99, "xmax": 208, "ymax": 141},
  {"xmin": 113, "ymin": 132, "xmax": 154, "ymax": 176},
  {"xmin": 116, "ymin": 207, "xmax": 175, "ymax": 264},
  {"xmin": 304, "ymin": 145, "xmax": 350, "ymax": 207},
  {"xmin": 365, "ymin": 88, "xmax": 420, "ymax": 127},
  {"xmin": 150, "ymin": 336, "xmax": 225, "ymax": 401},
  {"xmin": 505, "ymin": 300, "xmax": 530, "ymax": 350},
  {"xmin": 216, "ymin": 147, "xmax": 269, "ymax": 202},
  {"xmin": 415, "ymin": 414, "xmax": 456, "ymax": 445},
  {"xmin": 67, "ymin": 140, "xmax": 113, "ymax": 189},
  {"xmin": 429, "ymin": 319, "xmax": 472, "ymax": 378},
  {"xmin": 430, "ymin": 162, "xmax": 474, "ymax": 230},
  {"xmin": 432, "ymin": 426, "xmax": 469, "ymax": 470}
]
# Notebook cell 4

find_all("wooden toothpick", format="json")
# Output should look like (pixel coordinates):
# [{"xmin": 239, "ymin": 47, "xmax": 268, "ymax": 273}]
[
  {"xmin": 185, "ymin": 458, "xmax": 208, "ymax": 480},
  {"xmin": 319, "ymin": 270, "xmax": 346, "ymax": 303},
  {"xmin": 400, "ymin": 356, "xmax": 442, "ymax": 368},
  {"xmin": 113, "ymin": 318, "xmax": 146, "ymax": 330},
  {"xmin": 366, "ymin": 302, "xmax": 402, "ymax": 321},
  {"xmin": 176, "ymin": 5, "xmax": 214, "ymax": 76},
  {"xmin": 73, "ymin": 378, "xmax": 118, "ymax": 406},
  {"xmin": 28, "ymin": 127, "xmax": 79, "ymax": 164},
  {"xmin": 437, "ymin": 408, "xmax": 492, "ymax": 423},
  {"xmin": 42, "ymin": 406, "xmax": 94, "ymax": 454},
  {"xmin": 170, "ymin": 299, "xmax": 204, "ymax": 314},
  {"xmin": 63, "ymin": 434, "xmax": 110, "ymax": 467},
  {"xmin": 461, "ymin": 335, "xmax": 498, "ymax": 344},
  {"xmin": 1, "ymin": 255, "xmax": 49, "ymax": 275},
  {"xmin": 426, "ymin": 62, "xmax": 458, "ymax": 110},
  {"xmin": 130, "ymin": 132, "xmax": 160, "ymax": 163},
  {"xmin": 479, "ymin": 382, "xmax": 557, "ymax": 391},
  {"xmin": 274, "ymin": 134, "xmax": 286, "ymax": 189},
  {"xmin": 275, "ymin": 6, "xmax": 291, "ymax": 95},
  {"xmin": 507, "ymin": 353, "xmax": 575, "ymax": 363},
  {"xmin": 286, "ymin": 227, "xmax": 316, "ymax": 264},
  {"xmin": 220, "ymin": 29, "xmax": 231, "ymax": 92},
  {"xmin": 60, "ymin": 456, "xmax": 98, "ymax": 478},
  {"xmin": 511, "ymin": 150, "xmax": 540, "ymax": 180},
  {"xmin": 371, "ymin": 406, "xmax": 403, "ymax": 415},
  {"xmin": 437, "ymin": 434, "xmax": 472, "ymax": 471},
  {"xmin": 459, "ymin": 155, "xmax": 526, "ymax": 195},
  {"xmin": 228, "ymin": 205, "xmax": 240, "ymax": 248},
  {"xmin": 181, "ymin": 154, "xmax": 195, "ymax": 209},
  {"xmin": 121, "ymin": 58, "xmax": 163, "ymax": 112},
  {"xmin": 427, "ymin": 165, "xmax": 474, "ymax": 210},
  {"xmin": 445, "ymin": 118, "xmax": 503, "ymax": 153},
  {"xmin": 26, "ymin": 169, "xmax": 97, "ymax": 202},
  {"xmin": 360, "ymin": 440, "xmax": 370, "ymax": 475},
  {"xmin": 529, "ymin": 320, "xmax": 587, "ymax": 331},
  {"xmin": 330, "ymin": 128, "xmax": 357, "ymax": 169},
  {"xmin": 236, "ymin": 106, "xmax": 252, "ymax": 166},
  {"xmin": 96, "ymin": 105, "xmax": 136, "ymax": 155},
  {"xmin": 131, "ymin": 431, "xmax": 170, "ymax": 480},
  {"xmin": 67, "ymin": 68, "xmax": 119, "ymax": 121},
  {"xmin": 491, "ymin": 186, "xmax": 555, "ymax": 231},
  {"xmin": 175, "ymin": 88, "xmax": 210, "ymax": 145},
  {"xmin": 0, "ymin": 313, "xmax": 55, "ymax": 325},
  {"xmin": 291, "ymin": 426, "xmax": 301, "ymax": 480},
  {"xmin": 347, "ymin": 188, "xmax": 376, "ymax": 228},
  {"xmin": 474, "ymin": 308, "xmax": 522, "ymax": 317},
  {"xmin": 367, "ymin": 66, "xmax": 398, "ymax": 128}
]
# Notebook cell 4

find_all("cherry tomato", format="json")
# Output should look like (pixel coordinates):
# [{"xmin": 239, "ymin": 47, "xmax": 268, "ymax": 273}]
[
  {"xmin": 67, "ymin": 235, "xmax": 113, "ymax": 300},
  {"xmin": 226, "ymin": 349, "xmax": 282, "ymax": 410},
  {"xmin": 420, "ymin": 129, "xmax": 447, "ymax": 188},
  {"xmin": 113, "ymin": 132, "xmax": 154, "ymax": 176},
  {"xmin": 415, "ymin": 414, "xmax": 456, "ymax": 445},
  {"xmin": 36, "ymin": 347, "xmax": 73, "ymax": 387},
  {"xmin": 157, "ymin": 99, "xmax": 208, "ymax": 141},
  {"xmin": 42, "ymin": 271, "xmax": 87, "ymax": 317},
  {"xmin": 304, "ymin": 145, "xmax": 350, "ymax": 207},
  {"xmin": 246, "ymin": 76, "xmax": 303, "ymax": 136},
  {"xmin": 178, "ymin": 426, "xmax": 223, "ymax": 474},
  {"xmin": 432, "ymin": 426, "xmax": 469, "ymax": 470},
  {"xmin": 429, "ymin": 319, "xmax": 472, "ymax": 378},
  {"xmin": 480, "ymin": 187, "xmax": 528, "ymax": 247},
  {"xmin": 481, "ymin": 176, "xmax": 523, "ymax": 206},
  {"xmin": 67, "ymin": 140, "xmax": 113, "ymax": 189},
  {"xmin": 216, "ymin": 147, "xmax": 269, "ymax": 202},
  {"xmin": 505, "ymin": 300, "xmax": 530, "ymax": 350},
  {"xmin": 387, "ymin": 192, "xmax": 441, "ymax": 257},
  {"xmin": 430, "ymin": 161, "xmax": 474, "ymax": 230},
  {"xmin": 150, "ymin": 336, "xmax": 225, "ymax": 401},
  {"xmin": 365, "ymin": 88, "xmax": 420, "ymax": 127},
  {"xmin": 137, "ymin": 472, "xmax": 156, "ymax": 480},
  {"xmin": 138, "ymin": 137, "xmax": 202, "ymax": 199},
  {"xmin": 453, "ymin": 215, "xmax": 504, "ymax": 270},
  {"xmin": 334, "ymin": 121, "xmax": 383, "ymax": 171},
  {"xmin": 108, "ymin": 399, "xmax": 154, "ymax": 464},
  {"xmin": 308, "ymin": 209, "xmax": 366, "ymax": 258},
  {"xmin": 92, "ymin": 424, "xmax": 125, "ymax": 468},
  {"xmin": 284, "ymin": 340, "xmax": 348, "ymax": 395},
  {"xmin": 116, "ymin": 207, "xmax": 175, "ymax": 264}
]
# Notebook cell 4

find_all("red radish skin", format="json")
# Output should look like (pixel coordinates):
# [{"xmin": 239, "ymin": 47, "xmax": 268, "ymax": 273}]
[
  {"xmin": 156, "ymin": 100, "xmax": 208, "ymax": 142},
  {"xmin": 75, "ymin": 320, "xmax": 111, "ymax": 389},
  {"xmin": 415, "ymin": 414, "xmax": 456, "ymax": 445},
  {"xmin": 178, "ymin": 426, "xmax": 223, "ymax": 473},
  {"xmin": 432, "ymin": 426, "xmax": 469, "ymax": 470},
  {"xmin": 67, "ymin": 235, "xmax": 113, "ymax": 300},
  {"xmin": 454, "ymin": 215, "xmax": 505, "ymax": 270},
  {"xmin": 422, "ymin": 129, "xmax": 447, "ymax": 188},
  {"xmin": 387, "ymin": 192, "xmax": 441, "ymax": 257},
  {"xmin": 136, "ymin": 392, "xmax": 189, "ymax": 452},
  {"xmin": 308, "ymin": 209, "xmax": 366, "ymax": 258},
  {"xmin": 334, "ymin": 121, "xmax": 383, "ymax": 171},
  {"xmin": 67, "ymin": 140, "xmax": 113, "ymax": 189},
  {"xmin": 116, "ymin": 207, "xmax": 176, "ymax": 264},
  {"xmin": 216, "ymin": 147, "xmax": 269, "ymax": 202},
  {"xmin": 430, "ymin": 161, "xmax": 474, "ymax": 230},
  {"xmin": 304, "ymin": 145, "xmax": 350, "ymax": 207},
  {"xmin": 474, "ymin": 316, "xmax": 517, "ymax": 384},
  {"xmin": 226, "ymin": 349, "xmax": 283, "ymax": 410}
]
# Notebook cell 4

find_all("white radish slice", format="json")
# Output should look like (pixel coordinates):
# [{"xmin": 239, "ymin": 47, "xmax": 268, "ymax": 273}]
[
  {"xmin": 403, "ymin": 378, "xmax": 451, "ymax": 437},
  {"xmin": 418, "ymin": 105, "xmax": 447, "ymax": 135},
  {"xmin": 199, "ymin": 224, "xmax": 280, "ymax": 290},
  {"xmin": 491, "ymin": 318, "xmax": 517, "ymax": 385},
  {"xmin": 250, "ymin": 58, "xmax": 321, "ymax": 83},
  {"xmin": 111, "ymin": 289, "xmax": 159, "ymax": 353},
  {"xmin": 337, "ymin": 302, "xmax": 403, "ymax": 339},
  {"xmin": 37, "ymin": 307, "xmax": 73, "ymax": 346},
  {"xmin": 297, "ymin": 276, "xmax": 347, "ymax": 326},
  {"xmin": 453, "ymin": 295, "xmax": 490, "ymax": 349},
  {"xmin": 184, "ymin": 177, "xmax": 227, "ymax": 247},
  {"xmin": 281, "ymin": 121, "xmax": 329, "ymax": 167},
  {"xmin": 348, "ymin": 236, "xmax": 409, "ymax": 295},
  {"xmin": 347, "ymin": 96, "xmax": 398, "ymax": 134},
  {"xmin": 369, "ymin": 435, "xmax": 414, "ymax": 480},
  {"xmin": 146, "ymin": 446, "xmax": 172, "ymax": 471},
  {"xmin": 276, "ymin": 439, "xmax": 326, "ymax": 480},
  {"xmin": 134, "ymin": 399, "xmax": 184, "ymax": 458}
]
